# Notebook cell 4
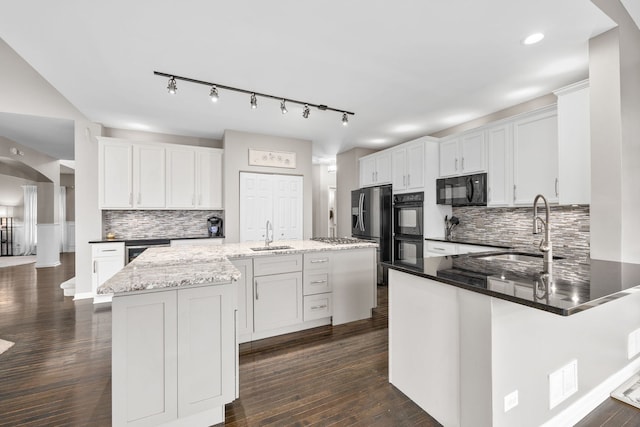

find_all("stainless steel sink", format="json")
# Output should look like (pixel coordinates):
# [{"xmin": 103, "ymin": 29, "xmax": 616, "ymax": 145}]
[
  {"xmin": 250, "ymin": 245, "xmax": 294, "ymax": 251},
  {"xmin": 474, "ymin": 252, "xmax": 563, "ymax": 262}
]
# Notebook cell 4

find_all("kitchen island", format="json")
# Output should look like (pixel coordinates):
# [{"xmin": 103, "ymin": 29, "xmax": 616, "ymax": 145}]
[
  {"xmin": 384, "ymin": 253, "xmax": 640, "ymax": 427},
  {"xmin": 99, "ymin": 238, "xmax": 377, "ymax": 427}
]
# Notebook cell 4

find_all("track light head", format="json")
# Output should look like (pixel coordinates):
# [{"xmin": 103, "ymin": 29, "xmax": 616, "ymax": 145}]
[
  {"xmin": 167, "ymin": 76, "xmax": 177, "ymax": 94},
  {"xmin": 209, "ymin": 85, "xmax": 219, "ymax": 102},
  {"xmin": 342, "ymin": 112, "xmax": 349, "ymax": 126},
  {"xmin": 302, "ymin": 104, "xmax": 310, "ymax": 119},
  {"xmin": 250, "ymin": 93, "xmax": 257, "ymax": 109},
  {"xmin": 280, "ymin": 99, "xmax": 288, "ymax": 114}
]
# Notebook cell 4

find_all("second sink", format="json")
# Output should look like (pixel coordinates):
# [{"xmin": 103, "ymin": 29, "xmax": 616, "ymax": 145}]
[{"xmin": 250, "ymin": 245, "xmax": 294, "ymax": 252}]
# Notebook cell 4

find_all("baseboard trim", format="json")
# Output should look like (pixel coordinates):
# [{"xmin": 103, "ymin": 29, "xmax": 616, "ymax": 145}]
[
  {"xmin": 73, "ymin": 292, "xmax": 94, "ymax": 301},
  {"xmin": 35, "ymin": 261, "xmax": 61, "ymax": 268},
  {"xmin": 93, "ymin": 294, "xmax": 113, "ymax": 304},
  {"xmin": 542, "ymin": 357, "xmax": 640, "ymax": 427}
]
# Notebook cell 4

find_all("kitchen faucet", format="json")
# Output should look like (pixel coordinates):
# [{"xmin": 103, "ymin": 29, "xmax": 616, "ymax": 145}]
[
  {"xmin": 532, "ymin": 194, "xmax": 552, "ymax": 273},
  {"xmin": 265, "ymin": 220, "xmax": 273, "ymax": 247}
]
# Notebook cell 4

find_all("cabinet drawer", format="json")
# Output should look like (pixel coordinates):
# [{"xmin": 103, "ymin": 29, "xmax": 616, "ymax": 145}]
[
  {"xmin": 303, "ymin": 293, "xmax": 332, "ymax": 321},
  {"xmin": 303, "ymin": 252, "xmax": 331, "ymax": 272},
  {"xmin": 303, "ymin": 272, "xmax": 331, "ymax": 295},
  {"xmin": 425, "ymin": 241, "xmax": 457, "ymax": 255},
  {"xmin": 92, "ymin": 242, "xmax": 124, "ymax": 258},
  {"xmin": 254, "ymin": 254, "xmax": 302, "ymax": 276}
]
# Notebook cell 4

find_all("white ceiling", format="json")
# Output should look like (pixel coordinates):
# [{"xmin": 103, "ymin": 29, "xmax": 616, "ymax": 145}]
[
  {"xmin": 0, "ymin": 1, "xmax": 617, "ymax": 162},
  {"xmin": 0, "ymin": 112, "xmax": 74, "ymax": 160}
]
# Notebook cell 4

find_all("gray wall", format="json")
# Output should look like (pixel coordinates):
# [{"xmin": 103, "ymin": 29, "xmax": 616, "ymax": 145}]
[
  {"xmin": 312, "ymin": 164, "xmax": 336, "ymax": 237},
  {"xmin": 104, "ymin": 127, "xmax": 222, "ymax": 148},
  {"xmin": 222, "ymin": 129, "xmax": 313, "ymax": 242},
  {"xmin": 336, "ymin": 147, "xmax": 375, "ymax": 237}
]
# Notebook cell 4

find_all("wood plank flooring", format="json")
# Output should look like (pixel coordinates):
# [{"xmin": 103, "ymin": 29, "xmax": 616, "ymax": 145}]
[{"xmin": 0, "ymin": 253, "xmax": 638, "ymax": 426}]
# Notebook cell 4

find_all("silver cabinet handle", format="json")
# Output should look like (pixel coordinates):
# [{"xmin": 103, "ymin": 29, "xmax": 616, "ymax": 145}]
[
  {"xmin": 372, "ymin": 172, "xmax": 375, "ymax": 182},
  {"xmin": 311, "ymin": 304, "xmax": 327, "ymax": 310},
  {"xmin": 310, "ymin": 279, "xmax": 327, "ymax": 284},
  {"xmin": 555, "ymin": 178, "xmax": 559, "ymax": 197},
  {"xmin": 129, "ymin": 193, "xmax": 133, "ymax": 205},
  {"xmin": 254, "ymin": 280, "xmax": 259, "ymax": 300},
  {"xmin": 137, "ymin": 193, "xmax": 141, "ymax": 204},
  {"xmin": 513, "ymin": 185, "xmax": 517, "ymax": 202},
  {"xmin": 455, "ymin": 158, "xmax": 458, "ymax": 171},
  {"xmin": 310, "ymin": 259, "xmax": 328, "ymax": 263},
  {"xmin": 93, "ymin": 261, "xmax": 97, "ymax": 273},
  {"xmin": 488, "ymin": 186, "xmax": 491, "ymax": 202},
  {"xmin": 433, "ymin": 247, "xmax": 446, "ymax": 251},
  {"xmin": 461, "ymin": 157, "xmax": 465, "ymax": 171},
  {"xmin": 199, "ymin": 194, "xmax": 202, "ymax": 205},
  {"xmin": 103, "ymin": 249, "xmax": 117, "ymax": 252},
  {"xmin": 407, "ymin": 174, "xmax": 411, "ymax": 187}
]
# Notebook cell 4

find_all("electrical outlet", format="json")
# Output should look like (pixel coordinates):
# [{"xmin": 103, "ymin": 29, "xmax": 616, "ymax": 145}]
[
  {"xmin": 628, "ymin": 328, "xmax": 640, "ymax": 359},
  {"xmin": 504, "ymin": 390, "xmax": 518, "ymax": 412},
  {"xmin": 549, "ymin": 360, "xmax": 578, "ymax": 409}
]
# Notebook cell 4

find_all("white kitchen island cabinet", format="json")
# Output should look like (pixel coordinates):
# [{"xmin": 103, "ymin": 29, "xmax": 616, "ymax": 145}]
[{"xmin": 332, "ymin": 247, "xmax": 376, "ymax": 325}]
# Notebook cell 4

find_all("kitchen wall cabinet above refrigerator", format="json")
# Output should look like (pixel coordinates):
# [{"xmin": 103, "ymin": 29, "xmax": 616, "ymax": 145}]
[
  {"xmin": 98, "ymin": 137, "xmax": 223, "ymax": 210},
  {"xmin": 359, "ymin": 151, "xmax": 391, "ymax": 187}
]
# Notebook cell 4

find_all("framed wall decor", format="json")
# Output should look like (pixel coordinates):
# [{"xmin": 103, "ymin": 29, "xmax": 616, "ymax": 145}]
[{"xmin": 248, "ymin": 149, "xmax": 296, "ymax": 169}]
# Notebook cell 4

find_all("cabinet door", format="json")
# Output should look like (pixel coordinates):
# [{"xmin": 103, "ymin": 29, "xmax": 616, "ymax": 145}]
[
  {"xmin": 406, "ymin": 141, "xmax": 425, "ymax": 190},
  {"xmin": 513, "ymin": 111, "xmax": 558, "ymax": 204},
  {"xmin": 487, "ymin": 125, "xmax": 511, "ymax": 206},
  {"xmin": 99, "ymin": 141, "xmax": 133, "ymax": 208},
  {"xmin": 112, "ymin": 291, "xmax": 178, "ymax": 427},
  {"xmin": 94, "ymin": 256, "xmax": 124, "ymax": 290},
  {"xmin": 273, "ymin": 175, "xmax": 303, "ymax": 240},
  {"xmin": 375, "ymin": 151, "xmax": 392, "ymax": 184},
  {"xmin": 439, "ymin": 139, "xmax": 459, "ymax": 177},
  {"xmin": 177, "ymin": 284, "xmax": 236, "ymax": 416},
  {"xmin": 196, "ymin": 149, "xmax": 223, "ymax": 209},
  {"xmin": 359, "ymin": 155, "xmax": 376, "ymax": 187},
  {"xmin": 231, "ymin": 259, "xmax": 254, "ymax": 343},
  {"xmin": 133, "ymin": 144, "xmax": 166, "ymax": 208},
  {"xmin": 460, "ymin": 131, "xmax": 486, "ymax": 174},
  {"xmin": 166, "ymin": 148, "xmax": 196, "ymax": 208},
  {"xmin": 391, "ymin": 148, "xmax": 407, "ymax": 190},
  {"xmin": 254, "ymin": 272, "xmax": 303, "ymax": 332}
]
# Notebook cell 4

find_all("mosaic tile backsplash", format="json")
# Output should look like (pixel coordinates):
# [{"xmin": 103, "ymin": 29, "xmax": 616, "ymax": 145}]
[
  {"xmin": 102, "ymin": 210, "xmax": 224, "ymax": 240},
  {"xmin": 450, "ymin": 205, "xmax": 590, "ymax": 262}
]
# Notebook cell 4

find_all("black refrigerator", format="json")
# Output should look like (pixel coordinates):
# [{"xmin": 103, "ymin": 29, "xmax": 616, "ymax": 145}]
[{"xmin": 351, "ymin": 185, "xmax": 393, "ymax": 285}]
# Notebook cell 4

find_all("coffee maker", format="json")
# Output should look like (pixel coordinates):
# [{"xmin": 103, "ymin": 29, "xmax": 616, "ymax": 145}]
[{"xmin": 207, "ymin": 215, "xmax": 224, "ymax": 237}]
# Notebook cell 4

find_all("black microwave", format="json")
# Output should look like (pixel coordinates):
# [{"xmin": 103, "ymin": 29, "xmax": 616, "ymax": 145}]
[{"xmin": 436, "ymin": 173, "xmax": 487, "ymax": 206}]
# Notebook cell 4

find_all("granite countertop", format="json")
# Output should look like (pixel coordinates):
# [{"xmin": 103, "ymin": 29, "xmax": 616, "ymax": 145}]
[
  {"xmin": 383, "ymin": 251, "xmax": 640, "ymax": 316},
  {"xmin": 88, "ymin": 236, "xmax": 225, "ymax": 244},
  {"xmin": 424, "ymin": 237, "xmax": 513, "ymax": 249},
  {"xmin": 99, "ymin": 239, "xmax": 378, "ymax": 295}
]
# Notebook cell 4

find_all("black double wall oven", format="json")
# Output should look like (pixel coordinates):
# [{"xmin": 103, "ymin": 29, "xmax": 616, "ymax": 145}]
[{"xmin": 393, "ymin": 192, "xmax": 424, "ymax": 268}]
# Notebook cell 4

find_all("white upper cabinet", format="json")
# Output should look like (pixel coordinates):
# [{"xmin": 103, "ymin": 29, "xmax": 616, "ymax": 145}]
[
  {"xmin": 554, "ymin": 80, "xmax": 590, "ymax": 205},
  {"xmin": 512, "ymin": 109, "xmax": 559, "ymax": 205},
  {"xmin": 165, "ymin": 147, "xmax": 223, "ymax": 209},
  {"xmin": 391, "ymin": 139, "xmax": 427, "ymax": 193},
  {"xmin": 439, "ymin": 131, "xmax": 486, "ymax": 177},
  {"xmin": 134, "ymin": 144, "xmax": 166, "ymax": 208},
  {"xmin": 99, "ymin": 139, "xmax": 133, "ymax": 208},
  {"xmin": 359, "ymin": 151, "xmax": 391, "ymax": 187},
  {"xmin": 99, "ymin": 137, "xmax": 223, "ymax": 210},
  {"xmin": 486, "ymin": 124, "xmax": 511, "ymax": 207}
]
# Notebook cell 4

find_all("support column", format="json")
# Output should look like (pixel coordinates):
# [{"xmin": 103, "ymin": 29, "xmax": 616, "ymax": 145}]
[{"xmin": 35, "ymin": 181, "xmax": 60, "ymax": 268}]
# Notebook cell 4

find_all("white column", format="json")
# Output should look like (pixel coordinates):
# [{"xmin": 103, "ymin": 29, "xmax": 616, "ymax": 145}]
[{"xmin": 35, "ymin": 223, "xmax": 60, "ymax": 268}]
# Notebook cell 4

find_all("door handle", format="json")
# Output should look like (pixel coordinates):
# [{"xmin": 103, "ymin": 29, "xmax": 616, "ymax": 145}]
[
  {"xmin": 461, "ymin": 157, "xmax": 465, "ymax": 171},
  {"xmin": 407, "ymin": 174, "xmax": 411, "ymax": 187},
  {"xmin": 513, "ymin": 185, "xmax": 517, "ymax": 202},
  {"xmin": 555, "ymin": 178, "xmax": 559, "ymax": 197},
  {"xmin": 455, "ymin": 158, "xmax": 458, "ymax": 171},
  {"xmin": 129, "ymin": 193, "xmax": 133, "ymax": 205},
  {"xmin": 311, "ymin": 279, "xmax": 327, "ymax": 284},
  {"xmin": 137, "ymin": 193, "xmax": 141, "ymax": 204},
  {"xmin": 254, "ymin": 280, "xmax": 259, "ymax": 300}
]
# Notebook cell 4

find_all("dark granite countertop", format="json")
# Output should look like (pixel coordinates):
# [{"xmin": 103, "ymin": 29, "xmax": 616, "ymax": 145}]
[
  {"xmin": 89, "ymin": 236, "xmax": 225, "ymax": 244},
  {"xmin": 382, "ymin": 251, "xmax": 640, "ymax": 316},
  {"xmin": 424, "ymin": 237, "xmax": 513, "ymax": 250}
]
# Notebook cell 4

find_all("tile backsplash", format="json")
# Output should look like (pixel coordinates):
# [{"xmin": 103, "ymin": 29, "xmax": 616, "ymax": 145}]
[
  {"xmin": 450, "ymin": 205, "xmax": 590, "ymax": 261},
  {"xmin": 102, "ymin": 210, "xmax": 224, "ymax": 240}
]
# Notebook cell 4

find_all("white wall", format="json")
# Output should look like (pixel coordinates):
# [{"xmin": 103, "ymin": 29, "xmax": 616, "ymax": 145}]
[
  {"xmin": 222, "ymin": 130, "xmax": 313, "ymax": 242},
  {"xmin": 0, "ymin": 37, "xmax": 100, "ymax": 295},
  {"xmin": 0, "ymin": 173, "xmax": 32, "ymax": 221}
]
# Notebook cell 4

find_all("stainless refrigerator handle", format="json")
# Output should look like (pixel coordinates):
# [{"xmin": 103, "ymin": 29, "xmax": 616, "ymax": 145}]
[{"xmin": 358, "ymin": 193, "xmax": 365, "ymax": 231}]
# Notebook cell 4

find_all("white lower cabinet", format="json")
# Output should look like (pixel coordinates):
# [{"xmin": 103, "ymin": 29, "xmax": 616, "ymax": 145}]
[
  {"xmin": 112, "ymin": 283, "xmax": 236, "ymax": 427},
  {"xmin": 91, "ymin": 242, "xmax": 124, "ymax": 304},
  {"xmin": 332, "ymin": 248, "xmax": 376, "ymax": 325},
  {"xmin": 254, "ymin": 271, "xmax": 303, "ymax": 332},
  {"xmin": 231, "ymin": 259, "xmax": 254, "ymax": 344}
]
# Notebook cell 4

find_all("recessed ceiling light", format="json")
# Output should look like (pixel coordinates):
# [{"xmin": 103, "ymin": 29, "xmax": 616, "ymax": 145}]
[{"xmin": 523, "ymin": 33, "xmax": 544, "ymax": 45}]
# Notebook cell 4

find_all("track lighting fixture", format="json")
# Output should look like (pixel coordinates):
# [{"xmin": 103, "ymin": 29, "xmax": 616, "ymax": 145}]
[
  {"xmin": 209, "ymin": 85, "xmax": 219, "ymax": 102},
  {"xmin": 167, "ymin": 76, "xmax": 177, "ymax": 94},
  {"xmin": 154, "ymin": 71, "xmax": 355, "ymax": 124}
]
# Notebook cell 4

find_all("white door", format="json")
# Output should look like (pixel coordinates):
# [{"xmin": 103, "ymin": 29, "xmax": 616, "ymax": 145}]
[
  {"xmin": 487, "ymin": 125, "xmax": 511, "ymax": 206},
  {"xmin": 439, "ymin": 139, "xmax": 459, "ymax": 177},
  {"xmin": 166, "ymin": 147, "xmax": 196, "ymax": 208},
  {"xmin": 459, "ymin": 131, "xmax": 486, "ymax": 174},
  {"xmin": 240, "ymin": 173, "xmax": 274, "ymax": 242},
  {"xmin": 273, "ymin": 175, "xmax": 303, "ymax": 240},
  {"xmin": 391, "ymin": 148, "xmax": 407, "ymax": 190},
  {"xmin": 406, "ymin": 141, "xmax": 425, "ymax": 190},
  {"xmin": 360, "ymin": 156, "xmax": 376, "ymax": 187},
  {"xmin": 196, "ymin": 149, "xmax": 223, "ymax": 209},
  {"xmin": 253, "ymin": 272, "xmax": 303, "ymax": 332},
  {"xmin": 375, "ymin": 151, "xmax": 392, "ymax": 184}
]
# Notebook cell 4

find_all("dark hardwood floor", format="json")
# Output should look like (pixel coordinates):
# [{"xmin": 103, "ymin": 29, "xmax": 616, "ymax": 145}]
[{"xmin": 0, "ymin": 254, "xmax": 638, "ymax": 426}]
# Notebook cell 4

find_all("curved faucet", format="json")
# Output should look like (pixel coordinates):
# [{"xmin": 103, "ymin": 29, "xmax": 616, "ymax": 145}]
[{"xmin": 533, "ymin": 194, "xmax": 552, "ymax": 273}]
